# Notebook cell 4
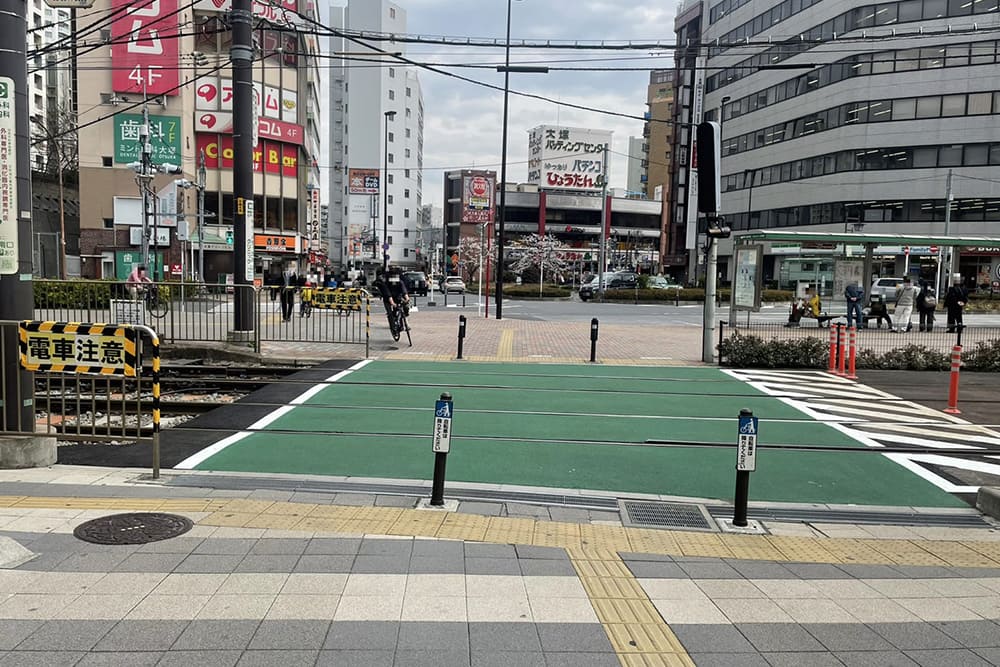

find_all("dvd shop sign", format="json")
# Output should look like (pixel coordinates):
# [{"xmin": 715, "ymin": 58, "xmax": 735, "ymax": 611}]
[{"xmin": 197, "ymin": 134, "xmax": 298, "ymax": 177}]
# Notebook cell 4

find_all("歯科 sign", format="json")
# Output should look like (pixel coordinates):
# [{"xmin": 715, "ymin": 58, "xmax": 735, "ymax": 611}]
[
  {"xmin": 0, "ymin": 77, "xmax": 17, "ymax": 275},
  {"xmin": 114, "ymin": 114, "xmax": 181, "ymax": 164},
  {"xmin": 19, "ymin": 321, "xmax": 138, "ymax": 377}
]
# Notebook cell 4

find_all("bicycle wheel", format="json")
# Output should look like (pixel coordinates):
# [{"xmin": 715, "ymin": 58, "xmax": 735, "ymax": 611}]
[
  {"xmin": 387, "ymin": 310, "xmax": 401, "ymax": 341},
  {"xmin": 401, "ymin": 313, "xmax": 412, "ymax": 346},
  {"xmin": 147, "ymin": 294, "xmax": 168, "ymax": 319}
]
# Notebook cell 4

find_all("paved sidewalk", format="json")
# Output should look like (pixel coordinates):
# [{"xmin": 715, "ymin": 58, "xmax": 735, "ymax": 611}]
[{"xmin": 1, "ymin": 467, "xmax": 999, "ymax": 666}]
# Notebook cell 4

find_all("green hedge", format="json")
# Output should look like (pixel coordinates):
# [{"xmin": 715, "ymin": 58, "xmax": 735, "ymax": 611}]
[
  {"xmin": 599, "ymin": 288, "xmax": 794, "ymax": 303},
  {"xmin": 34, "ymin": 280, "xmax": 173, "ymax": 309},
  {"xmin": 504, "ymin": 285, "xmax": 573, "ymax": 298}
]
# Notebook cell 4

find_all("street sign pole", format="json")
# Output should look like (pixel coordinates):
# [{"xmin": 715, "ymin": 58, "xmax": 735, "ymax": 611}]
[
  {"xmin": 733, "ymin": 408, "xmax": 758, "ymax": 527},
  {"xmin": 430, "ymin": 393, "xmax": 454, "ymax": 506}
]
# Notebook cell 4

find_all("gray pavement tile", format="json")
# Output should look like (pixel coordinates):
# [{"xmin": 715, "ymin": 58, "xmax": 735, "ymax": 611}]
[
  {"xmin": 471, "ymin": 652, "xmax": 545, "ymax": 667},
  {"xmin": 0, "ymin": 651, "xmax": 85, "ymax": 666},
  {"xmin": 75, "ymin": 652, "xmax": 163, "ymax": 666},
  {"xmin": 408, "ymin": 556, "xmax": 464, "ymax": 575},
  {"xmin": 835, "ymin": 650, "xmax": 919, "ymax": 666},
  {"xmin": 248, "ymin": 620, "xmax": 332, "ymax": 650},
  {"xmin": 952, "ymin": 567, "xmax": 1000, "ymax": 579},
  {"xmin": 287, "ymin": 493, "xmax": 337, "ymax": 505},
  {"xmin": 0, "ymin": 622, "xmax": 44, "ymax": 651},
  {"xmin": 398, "ymin": 622, "xmax": 469, "ymax": 652},
  {"xmin": 304, "ymin": 538, "xmax": 361, "ymax": 555},
  {"xmin": 903, "ymin": 648, "xmax": 993, "ymax": 667},
  {"xmin": 588, "ymin": 510, "xmax": 621, "ymax": 523},
  {"xmin": 677, "ymin": 562, "xmax": 743, "ymax": 579},
  {"xmin": 316, "ymin": 649, "xmax": 394, "ymax": 667},
  {"xmin": 737, "ymin": 623, "xmax": 825, "ymax": 652},
  {"xmin": 468, "ymin": 623, "xmax": 541, "ymax": 653},
  {"xmin": 671, "ymin": 624, "xmax": 756, "ymax": 653},
  {"xmin": 193, "ymin": 539, "xmax": 257, "ymax": 556},
  {"xmin": 172, "ymin": 620, "xmax": 261, "ymax": 650},
  {"xmin": 536, "ymin": 624, "xmax": 613, "ymax": 653},
  {"xmin": 686, "ymin": 655, "xmax": 769, "ymax": 667},
  {"xmin": 247, "ymin": 490, "xmax": 294, "ymax": 502},
  {"xmin": 15, "ymin": 620, "xmax": 116, "ymax": 651},
  {"xmin": 156, "ymin": 650, "xmax": 242, "ymax": 667},
  {"xmin": 457, "ymin": 502, "xmax": 504, "ymax": 517},
  {"xmin": 931, "ymin": 621, "xmax": 1000, "ymax": 648},
  {"xmin": 514, "ymin": 546, "xmax": 568, "ymax": 560},
  {"xmin": 234, "ymin": 555, "xmax": 301, "ymax": 573},
  {"xmin": 504, "ymin": 504, "xmax": 550, "ymax": 520},
  {"xmin": 331, "ymin": 493, "xmax": 376, "ymax": 506},
  {"xmin": 393, "ymin": 649, "xmax": 471, "ymax": 667},
  {"xmin": 374, "ymin": 495, "xmax": 419, "ymax": 508},
  {"xmin": 352, "ymin": 555, "xmax": 411, "ymax": 574},
  {"xmin": 465, "ymin": 558, "xmax": 521, "ymax": 576},
  {"xmin": 518, "ymin": 560, "xmax": 577, "ymax": 576},
  {"xmin": 464, "ymin": 544, "xmax": 515, "ymax": 559},
  {"xmin": 137, "ymin": 537, "xmax": 205, "ymax": 554},
  {"xmin": 542, "ymin": 653, "xmax": 619, "ymax": 667},
  {"xmin": 723, "ymin": 560, "xmax": 796, "ymax": 580},
  {"xmin": 890, "ymin": 566, "xmax": 962, "ymax": 579},
  {"xmin": 360, "ymin": 539, "xmax": 413, "ymax": 557},
  {"xmin": 248, "ymin": 539, "xmax": 309, "ymax": 556},
  {"xmin": 53, "ymin": 552, "xmax": 131, "ymax": 573},
  {"xmin": 235, "ymin": 649, "xmax": 319, "ymax": 666},
  {"xmin": 868, "ymin": 623, "xmax": 963, "ymax": 651},
  {"xmin": 618, "ymin": 552, "xmax": 675, "ymax": 563},
  {"xmin": 546, "ymin": 508, "xmax": 592, "ymax": 523},
  {"xmin": 323, "ymin": 621, "xmax": 399, "ymax": 650},
  {"xmin": 15, "ymin": 552, "xmax": 71, "ymax": 571},
  {"xmin": 803, "ymin": 623, "xmax": 895, "ymax": 652},
  {"xmin": 783, "ymin": 563, "xmax": 853, "ymax": 580},
  {"xmin": 112, "ymin": 552, "xmax": 188, "ymax": 573},
  {"xmin": 836, "ymin": 564, "xmax": 910, "ymax": 579},
  {"xmin": 13, "ymin": 534, "xmax": 79, "ymax": 552},
  {"xmin": 412, "ymin": 541, "xmax": 465, "ymax": 558},
  {"xmin": 174, "ymin": 554, "xmax": 244, "ymax": 573},
  {"xmin": 973, "ymin": 648, "xmax": 1000, "ymax": 663},
  {"xmin": 763, "ymin": 652, "xmax": 845, "ymax": 666},
  {"xmin": 623, "ymin": 561, "xmax": 688, "ymax": 578},
  {"xmin": 294, "ymin": 555, "xmax": 355, "ymax": 573},
  {"xmin": 92, "ymin": 620, "xmax": 190, "ymax": 652}
]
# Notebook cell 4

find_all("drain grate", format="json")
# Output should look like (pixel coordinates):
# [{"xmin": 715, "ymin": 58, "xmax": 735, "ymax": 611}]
[
  {"xmin": 74, "ymin": 513, "xmax": 193, "ymax": 545},
  {"xmin": 620, "ymin": 501, "xmax": 716, "ymax": 531}
]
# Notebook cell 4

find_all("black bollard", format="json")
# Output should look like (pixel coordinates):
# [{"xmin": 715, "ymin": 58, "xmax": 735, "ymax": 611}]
[
  {"xmin": 430, "ymin": 392, "xmax": 454, "ymax": 506},
  {"xmin": 589, "ymin": 318, "xmax": 599, "ymax": 363},
  {"xmin": 457, "ymin": 315, "xmax": 467, "ymax": 359},
  {"xmin": 733, "ymin": 408, "xmax": 757, "ymax": 527}
]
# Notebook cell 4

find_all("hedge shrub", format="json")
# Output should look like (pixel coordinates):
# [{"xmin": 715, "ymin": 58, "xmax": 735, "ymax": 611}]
[
  {"xmin": 599, "ymin": 288, "xmax": 793, "ymax": 303},
  {"xmin": 504, "ymin": 285, "xmax": 572, "ymax": 298},
  {"xmin": 854, "ymin": 345, "xmax": 949, "ymax": 371},
  {"xmin": 34, "ymin": 280, "xmax": 116, "ymax": 309},
  {"xmin": 718, "ymin": 332, "xmax": 828, "ymax": 368},
  {"xmin": 963, "ymin": 339, "xmax": 1000, "ymax": 372}
]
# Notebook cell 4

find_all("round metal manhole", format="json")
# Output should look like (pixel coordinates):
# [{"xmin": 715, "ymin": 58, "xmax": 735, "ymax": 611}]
[{"xmin": 73, "ymin": 513, "xmax": 194, "ymax": 545}]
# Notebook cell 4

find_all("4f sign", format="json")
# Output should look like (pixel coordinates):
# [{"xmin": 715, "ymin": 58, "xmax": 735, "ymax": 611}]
[
  {"xmin": 737, "ymin": 413, "xmax": 758, "ymax": 472},
  {"xmin": 432, "ymin": 399, "xmax": 453, "ymax": 453},
  {"xmin": 0, "ymin": 77, "xmax": 18, "ymax": 275}
]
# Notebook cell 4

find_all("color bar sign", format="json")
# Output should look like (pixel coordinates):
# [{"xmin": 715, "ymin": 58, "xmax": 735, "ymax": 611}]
[{"xmin": 0, "ymin": 77, "xmax": 17, "ymax": 275}]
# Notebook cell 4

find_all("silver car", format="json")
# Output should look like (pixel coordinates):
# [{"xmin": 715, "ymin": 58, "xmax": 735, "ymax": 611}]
[{"xmin": 870, "ymin": 277, "xmax": 904, "ymax": 302}]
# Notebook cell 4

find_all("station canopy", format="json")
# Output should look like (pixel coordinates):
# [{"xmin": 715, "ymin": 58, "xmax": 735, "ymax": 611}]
[{"xmin": 735, "ymin": 230, "xmax": 1000, "ymax": 247}]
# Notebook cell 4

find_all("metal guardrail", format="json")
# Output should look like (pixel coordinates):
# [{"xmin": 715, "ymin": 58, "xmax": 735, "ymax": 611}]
[{"xmin": 32, "ymin": 280, "xmax": 370, "ymax": 356}]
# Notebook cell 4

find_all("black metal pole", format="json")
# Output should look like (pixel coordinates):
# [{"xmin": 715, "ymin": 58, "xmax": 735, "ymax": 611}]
[
  {"xmin": 231, "ymin": 0, "xmax": 254, "ymax": 334},
  {"xmin": 495, "ymin": 0, "xmax": 512, "ymax": 320},
  {"xmin": 733, "ymin": 407, "xmax": 753, "ymax": 527},
  {"xmin": 589, "ymin": 317, "xmax": 599, "ymax": 363},
  {"xmin": 0, "ymin": 0, "xmax": 33, "ymax": 432},
  {"xmin": 457, "ymin": 315, "xmax": 466, "ymax": 360},
  {"xmin": 430, "ymin": 391, "xmax": 452, "ymax": 506}
]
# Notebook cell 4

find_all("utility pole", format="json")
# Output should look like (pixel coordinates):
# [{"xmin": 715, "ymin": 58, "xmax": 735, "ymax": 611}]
[
  {"xmin": 230, "ymin": 0, "xmax": 254, "ymax": 336},
  {"xmin": 139, "ymin": 103, "xmax": 152, "ymax": 268},
  {"xmin": 935, "ymin": 168, "xmax": 954, "ymax": 297},
  {"xmin": 596, "ymin": 143, "xmax": 609, "ymax": 300},
  {"xmin": 0, "ymin": 0, "xmax": 35, "ymax": 432},
  {"xmin": 198, "ymin": 149, "xmax": 206, "ymax": 284}
]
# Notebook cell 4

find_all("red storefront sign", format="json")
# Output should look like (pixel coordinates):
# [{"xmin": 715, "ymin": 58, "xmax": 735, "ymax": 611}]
[
  {"xmin": 195, "ymin": 112, "xmax": 303, "ymax": 145},
  {"xmin": 111, "ymin": 0, "xmax": 181, "ymax": 96},
  {"xmin": 197, "ymin": 134, "xmax": 298, "ymax": 177}
]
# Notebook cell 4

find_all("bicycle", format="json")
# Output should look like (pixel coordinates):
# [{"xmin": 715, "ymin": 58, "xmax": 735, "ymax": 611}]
[
  {"xmin": 136, "ymin": 284, "xmax": 169, "ymax": 319},
  {"xmin": 386, "ymin": 301, "xmax": 412, "ymax": 346}
]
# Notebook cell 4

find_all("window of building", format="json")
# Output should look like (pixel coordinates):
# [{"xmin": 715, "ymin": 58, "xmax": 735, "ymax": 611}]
[
  {"xmin": 388, "ymin": 132, "xmax": 394, "ymax": 142},
  {"xmin": 405, "ymin": 128, "xmax": 411, "ymax": 138},
  {"xmin": 102, "ymin": 156, "xmax": 113, "ymax": 167},
  {"xmin": 938, "ymin": 145, "xmax": 963, "ymax": 166},
  {"xmin": 406, "ymin": 87, "xmax": 411, "ymax": 97},
  {"xmin": 389, "ymin": 67, "xmax": 395, "ymax": 78},
  {"xmin": 388, "ymin": 154, "xmax": 394, "ymax": 163},
  {"xmin": 912, "ymin": 147, "xmax": 938, "ymax": 167},
  {"xmin": 916, "ymin": 96, "xmax": 942, "ymax": 118},
  {"xmin": 389, "ymin": 7, "xmax": 395, "ymax": 18},
  {"xmin": 388, "ymin": 90, "xmax": 395, "ymax": 100},
  {"xmin": 103, "ymin": 218, "xmax": 114, "ymax": 229},
  {"xmin": 404, "ymin": 208, "xmax": 410, "ymax": 218},
  {"xmin": 404, "ymin": 169, "xmax": 411, "ymax": 177},
  {"xmin": 892, "ymin": 98, "xmax": 916, "ymax": 120},
  {"xmin": 403, "ymin": 228, "xmax": 409, "ymax": 238},
  {"xmin": 968, "ymin": 92, "xmax": 992, "ymax": 114},
  {"xmin": 388, "ymin": 195, "xmax": 394, "ymax": 204},
  {"xmin": 965, "ymin": 144, "xmax": 989, "ymax": 165},
  {"xmin": 941, "ymin": 94, "xmax": 966, "ymax": 116},
  {"xmin": 404, "ymin": 188, "xmax": 410, "ymax": 198},
  {"xmin": 405, "ymin": 149, "xmax": 411, "ymax": 158},
  {"xmin": 405, "ymin": 108, "xmax": 411, "ymax": 118},
  {"xmin": 388, "ymin": 216, "xmax": 393, "ymax": 226},
  {"xmin": 403, "ymin": 248, "xmax": 409, "ymax": 258}
]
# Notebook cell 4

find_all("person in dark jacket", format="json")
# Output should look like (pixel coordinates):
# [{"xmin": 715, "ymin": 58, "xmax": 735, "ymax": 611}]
[
  {"xmin": 944, "ymin": 275, "xmax": 968, "ymax": 333},
  {"xmin": 280, "ymin": 266, "xmax": 297, "ymax": 322},
  {"xmin": 916, "ymin": 280, "xmax": 937, "ymax": 332},
  {"xmin": 844, "ymin": 282, "xmax": 864, "ymax": 329}
]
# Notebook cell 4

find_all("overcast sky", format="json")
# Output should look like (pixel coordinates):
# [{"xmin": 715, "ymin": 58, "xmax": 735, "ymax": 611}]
[{"xmin": 324, "ymin": 0, "xmax": 679, "ymax": 209}]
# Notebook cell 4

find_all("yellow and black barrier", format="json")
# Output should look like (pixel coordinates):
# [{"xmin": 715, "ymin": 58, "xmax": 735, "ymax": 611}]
[{"xmin": 310, "ymin": 287, "xmax": 366, "ymax": 312}]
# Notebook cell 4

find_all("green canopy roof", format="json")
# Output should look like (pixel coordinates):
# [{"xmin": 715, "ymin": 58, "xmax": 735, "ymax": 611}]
[{"xmin": 736, "ymin": 230, "xmax": 1000, "ymax": 247}]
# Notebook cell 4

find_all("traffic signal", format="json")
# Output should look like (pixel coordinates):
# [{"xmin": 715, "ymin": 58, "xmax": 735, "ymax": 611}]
[
  {"xmin": 696, "ymin": 121, "xmax": 722, "ymax": 215},
  {"xmin": 705, "ymin": 216, "xmax": 731, "ymax": 239}
]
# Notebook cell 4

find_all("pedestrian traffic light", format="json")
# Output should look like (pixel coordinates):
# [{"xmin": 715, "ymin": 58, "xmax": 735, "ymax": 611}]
[
  {"xmin": 696, "ymin": 121, "xmax": 722, "ymax": 215},
  {"xmin": 225, "ymin": 229, "xmax": 234, "ymax": 245}
]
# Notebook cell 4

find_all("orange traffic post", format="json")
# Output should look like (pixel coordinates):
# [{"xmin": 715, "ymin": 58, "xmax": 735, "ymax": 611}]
[
  {"xmin": 944, "ymin": 345, "xmax": 962, "ymax": 414},
  {"xmin": 846, "ymin": 326, "xmax": 858, "ymax": 379},
  {"xmin": 828, "ymin": 324, "xmax": 837, "ymax": 373},
  {"xmin": 837, "ymin": 325, "xmax": 847, "ymax": 377}
]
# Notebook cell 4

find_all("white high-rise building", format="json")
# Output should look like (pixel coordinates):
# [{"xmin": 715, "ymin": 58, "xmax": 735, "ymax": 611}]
[
  {"xmin": 328, "ymin": 0, "xmax": 424, "ymax": 271},
  {"xmin": 28, "ymin": 0, "xmax": 73, "ymax": 171}
]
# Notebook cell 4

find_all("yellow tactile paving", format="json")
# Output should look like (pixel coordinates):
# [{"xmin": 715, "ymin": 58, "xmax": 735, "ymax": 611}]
[
  {"xmin": 916, "ymin": 540, "xmax": 1000, "ymax": 568},
  {"xmin": 435, "ymin": 513, "xmax": 490, "ymax": 542},
  {"xmin": 579, "ymin": 575, "xmax": 648, "ymax": 600},
  {"xmin": 497, "ymin": 329, "xmax": 515, "ymax": 360},
  {"xmin": 962, "ymin": 541, "xmax": 1000, "ymax": 564},
  {"xmin": 860, "ymin": 539, "xmax": 950, "ymax": 566}
]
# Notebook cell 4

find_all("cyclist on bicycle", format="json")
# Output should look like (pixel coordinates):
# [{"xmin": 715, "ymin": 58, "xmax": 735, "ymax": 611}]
[
  {"xmin": 125, "ymin": 265, "xmax": 153, "ymax": 300},
  {"xmin": 375, "ymin": 266, "xmax": 410, "ymax": 327}
]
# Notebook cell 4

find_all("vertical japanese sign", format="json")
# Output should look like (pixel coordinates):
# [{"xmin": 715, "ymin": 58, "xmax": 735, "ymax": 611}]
[
  {"xmin": 461, "ymin": 174, "xmax": 495, "ymax": 223},
  {"xmin": 737, "ymin": 412, "xmax": 758, "ymax": 472},
  {"xmin": 685, "ymin": 54, "xmax": 707, "ymax": 251},
  {"xmin": 111, "ymin": 0, "xmax": 181, "ymax": 96},
  {"xmin": 244, "ymin": 199, "xmax": 255, "ymax": 281},
  {"xmin": 0, "ymin": 77, "xmax": 17, "ymax": 275}
]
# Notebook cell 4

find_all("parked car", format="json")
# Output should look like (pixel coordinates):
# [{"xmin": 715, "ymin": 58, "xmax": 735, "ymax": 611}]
[
  {"xmin": 648, "ymin": 276, "xmax": 682, "ymax": 291},
  {"xmin": 578, "ymin": 272, "xmax": 640, "ymax": 301},
  {"xmin": 442, "ymin": 276, "xmax": 466, "ymax": 293},
  {"xmin": 402, "ymin": 271, "xmax": 428, "ymax": 296},
  {"xmin": 870, "ymin": 277, "xmax": 904, "ymax": 302}
]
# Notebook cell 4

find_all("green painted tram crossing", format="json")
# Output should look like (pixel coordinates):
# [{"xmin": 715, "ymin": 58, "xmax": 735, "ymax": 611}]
[{"xmin": 177, "ymin": 361, "xmax": 963, "ymax": 508}]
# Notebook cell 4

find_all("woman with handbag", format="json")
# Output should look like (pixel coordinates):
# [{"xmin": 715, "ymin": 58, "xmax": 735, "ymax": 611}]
[{"xmin": 916, "ymin": 280, "xmax": 937, "ymax": 332}]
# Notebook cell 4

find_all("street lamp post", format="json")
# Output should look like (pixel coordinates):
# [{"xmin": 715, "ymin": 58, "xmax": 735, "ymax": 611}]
[{"xmin": 382, "ymin": 110, "xmax": 396, "ymax": 272}]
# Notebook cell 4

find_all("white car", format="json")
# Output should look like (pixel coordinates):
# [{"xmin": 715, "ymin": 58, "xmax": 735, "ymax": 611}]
[
  {"xmin": 870, "ymin": 277, "xmax": 904, "ymax": 302},
  {"xmin": 442, "ymin": 276, "xmax": 466, "ymax": 293}
]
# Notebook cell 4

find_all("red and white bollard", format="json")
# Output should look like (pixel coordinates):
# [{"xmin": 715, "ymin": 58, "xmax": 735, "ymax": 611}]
[
  {"xmin": 837, "ymin": 325, "xmax": 847, "ymax": 377},
  {"xmin": 846, "ymin": 326, "xmax": 858, "ymax": 380},
  {"xmin": 944, "ymin": 345, "xmax": 963, "ymax": 414},
  {"xmin": 828, "ymin": 325, "xmax": 838, "ymax": 373}
]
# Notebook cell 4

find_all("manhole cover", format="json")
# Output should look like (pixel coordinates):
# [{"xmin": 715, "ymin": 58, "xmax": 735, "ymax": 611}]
[
  {"xmin": 620, "ymin": 501, "xmax": 716, "ymax": 531},
  {"xmin": 74, "ymin": 513, "xmax": 193, "ymax": 545}
]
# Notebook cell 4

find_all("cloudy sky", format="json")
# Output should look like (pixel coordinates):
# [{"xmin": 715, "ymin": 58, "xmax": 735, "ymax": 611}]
[{"xmin": 324, "ymin": 0, "xmax": 680, "ymax": 208}]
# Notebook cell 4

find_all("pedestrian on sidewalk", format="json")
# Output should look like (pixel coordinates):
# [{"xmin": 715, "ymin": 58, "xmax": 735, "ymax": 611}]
[
  {"xmin": 845, "ymin": 281, "xmax": 864, "ymax": 329},
  {"xmin": 945, "ymin": 275, "xmax": 968, "ymax": 333},
  {"xmin": 893, "ymin": 276, "xmax": 916, "ymax": 332},
  {"xmin": 916, "ymin": 279, "xmax": 937, "ymax": 332},
  {"xmin": 280, "ymin": 265, "xmax": 297, "ymax": 322}
]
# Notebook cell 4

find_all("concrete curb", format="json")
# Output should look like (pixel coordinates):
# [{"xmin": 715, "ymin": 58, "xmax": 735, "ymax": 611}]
[
  {"xmin": 976, "ymin": 486, "xmax": 1000, "ymax": 520},
  {"xmin": 0, "ymin": 435, "xmax": 57, "ymax": 469}
]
